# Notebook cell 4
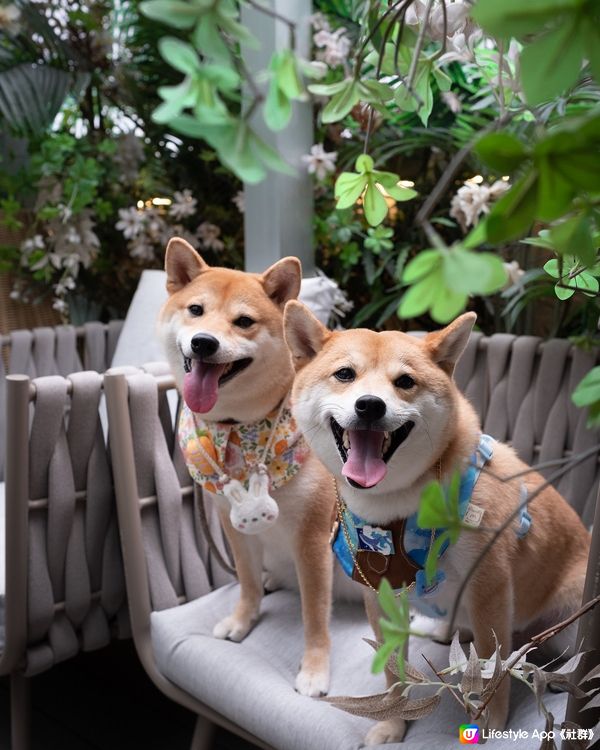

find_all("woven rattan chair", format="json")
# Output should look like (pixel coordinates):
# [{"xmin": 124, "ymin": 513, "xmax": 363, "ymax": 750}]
[
  {"xmin": 105, "ymin": 335, "xmax": 600, "ymax": 750},
  {"xmin": 0, "ymin": 322, "xmax": 124, "ymax": 750}
]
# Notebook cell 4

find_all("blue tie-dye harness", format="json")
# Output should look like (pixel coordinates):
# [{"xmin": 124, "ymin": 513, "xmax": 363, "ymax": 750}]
[{"xmin": 332, "ymin": 434, "xmax": 532, "ymax": 618}]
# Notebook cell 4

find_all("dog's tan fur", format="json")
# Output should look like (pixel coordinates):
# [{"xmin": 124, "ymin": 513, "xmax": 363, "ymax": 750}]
[
  {"xmin": 284, "ymin": 301, "xmax": 591, "ymax": 743},
  {"xmin": 158, "ymin": 239, "xmax": 335, "ymax": 696}
]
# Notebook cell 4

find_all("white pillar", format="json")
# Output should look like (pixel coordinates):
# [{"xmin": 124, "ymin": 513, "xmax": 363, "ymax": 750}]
[{"xmin": 241, "ymin": 0, "xmax": 315, "ymax": 275}]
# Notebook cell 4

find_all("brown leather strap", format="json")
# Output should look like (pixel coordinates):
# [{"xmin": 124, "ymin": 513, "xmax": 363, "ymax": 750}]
[{"xmin": 350, "ymin": 518, "xmax": 420, "ymax": 590}]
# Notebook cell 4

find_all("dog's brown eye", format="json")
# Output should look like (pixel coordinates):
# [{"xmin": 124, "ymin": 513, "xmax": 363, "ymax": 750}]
[
  {"xmin": 234, "ymin": 315, "xmax": 255, "ymax": 329},
  {"xmin": 395, "ymin": 374, "xmax": 415, "ymax": 389},
  {"xmin": 188, "ymin": 304, "xmax": 203, "ymax": 317},
  {"xmin": 334, "ymin": 367, "xmax": 355, "ymax": 382}
]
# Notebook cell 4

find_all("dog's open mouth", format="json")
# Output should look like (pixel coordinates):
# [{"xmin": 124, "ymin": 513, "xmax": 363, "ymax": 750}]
[
  {"xmin": 182, "ymin": 356, "xmax": 252, "ymax": 413},
  {"xmin": 330, "ymin": 417, "xmax": 415, "ymax": 489}
]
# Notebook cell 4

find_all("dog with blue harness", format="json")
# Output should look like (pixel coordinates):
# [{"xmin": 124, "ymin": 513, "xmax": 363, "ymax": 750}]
[{"xmin": 284, "ymin": 303, "xmax": 591, "ymax": 747}]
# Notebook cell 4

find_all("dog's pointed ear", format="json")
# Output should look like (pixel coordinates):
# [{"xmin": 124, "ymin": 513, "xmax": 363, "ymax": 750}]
[
  {"xmin": 165, "ymin": 237, "xmax": 209, "ymax": 294},
  {"xmin": 261, "ymin": 257, "xmax": 302, "ymax": 307},
  {"xmin": 284, "ymin": 300, "xmax": 330, "ymax": 370},
  {"xmin": 425, "ymin": 312, "xmax": 476, "ymax": 376}
]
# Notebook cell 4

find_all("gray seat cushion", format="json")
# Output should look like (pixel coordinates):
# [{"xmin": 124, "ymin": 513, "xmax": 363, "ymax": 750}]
[{"xmin": 151, "ymin": 584, "xmax": 567, "ymax": 750}]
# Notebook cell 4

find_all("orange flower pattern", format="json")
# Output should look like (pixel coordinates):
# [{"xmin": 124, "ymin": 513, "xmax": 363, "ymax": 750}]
[{"xmin": 178, "ymin": 401, "xmax": 309, "ymax": 494}]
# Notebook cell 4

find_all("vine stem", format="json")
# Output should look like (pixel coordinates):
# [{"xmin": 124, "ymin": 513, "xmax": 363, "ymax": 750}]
[
  {"xmin": 244, "ymin": 0, "xmax": 296, "ymax": 48},
  {"xmin": 472, "ymin": 593, "xmax": 600, "ymax": 721},
  {"xmin": 404, "ymin": 0, "xmax": 434, "ymax": 95}
]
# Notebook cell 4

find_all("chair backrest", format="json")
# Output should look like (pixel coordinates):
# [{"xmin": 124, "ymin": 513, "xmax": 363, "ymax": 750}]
[
  {"xmin": 0, "ymin": 321, "xmax": 124, "ymax": 481},
  {"xmin": 453, "ymin": 333, "xmax": 599, "ymax": 525},
  {"xmin": 105, "ymin": 366, "xmax": 233, "ymax": 621},
  {"xmin": 1, "ymin": 371, "xmax": 127, "ymax": 678}
]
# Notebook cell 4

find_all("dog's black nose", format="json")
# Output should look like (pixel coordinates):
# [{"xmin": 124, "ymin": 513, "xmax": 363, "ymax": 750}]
[
  {"xmin": 191, "ymin": 333, "xmax": 220, "ymax": 359},
  {"xmin": 354, "ymin": 395, "xmax": 386, "ymax": 422}
]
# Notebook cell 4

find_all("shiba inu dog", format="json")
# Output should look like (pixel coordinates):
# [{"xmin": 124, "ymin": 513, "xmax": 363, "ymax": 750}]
[
  {"xmin": 284, "ymin": 301, "xmax": 591, "ymax": 744},
  {"xmin": 158, "ymin": 238, "xmax": 335, "ymax": 696}
]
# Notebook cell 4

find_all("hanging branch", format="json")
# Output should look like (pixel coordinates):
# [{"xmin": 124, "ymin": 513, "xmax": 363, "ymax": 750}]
[
  {"xmin": 472, "ymin": 593, "xmax": 600, "ymax": 721},
  {"xmin": 243, "ymin": 0, "xmax": 297, "ymax": 49}
]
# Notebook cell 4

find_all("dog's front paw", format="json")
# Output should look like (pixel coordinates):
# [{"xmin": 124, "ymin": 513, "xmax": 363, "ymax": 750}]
[
  {"xmin": 212, "ymin": 613, "xmax": 257, "ymax": 642},
  {"xmin": 364, "ymin": 719, "xmax": 407, "ymax": 746},
  {"xmin": 295, "ymin": 648, "xmax": 330, "ymax": 697},
  {"xmin": 294, "ymin": 665, "xmax": 330, "ymax": 697}
]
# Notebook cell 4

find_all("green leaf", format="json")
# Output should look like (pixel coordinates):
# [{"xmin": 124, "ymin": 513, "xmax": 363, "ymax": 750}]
[
  {"xmin": 417, "ymin": 482, "xmax": 448, "ymax": 528},
  {"xmin": 398, "ymin": 276, "xmax": 441, "ymax": 318},
  {"xmin": 264, "ymin": 76, "xmax": 292, "ymax": 131},
  {"xmin": 335, "ymin": 172, "xmax": 369, "ymax": 210},
  {"xmin": 443, "ymin": 247, "xmax": 507, "ymax": 295},
  {"xmin": 536, "ymin": 156, "xmax": 575, "ymax": 221},
  {"xmin": 321, "ymin": 80, "xmax": 359, "ymax": 124},
  {"xmin": 358, "ymin": 80, "xmax": 394, "ymax": 104},
  {"xmin": 572, "ymin": 366, "xmax": 600, "ymax": 407},
  {"xmin": 356, "ymin": 154, "xmax": 374, "ymax": 173},
  {"xmin": 249, "ymin": 131, "xmax": 296, "ymax": 177},
  {"xmin": 159, "ymin": 37, "xmax": 201, "ymax": 75},
  {"xmin": 575, "ymin": 272, "xmax": 599, "ymax": 296},
  {"xmin": 543, "ymin": 259, "xmax": 561, "ymax": 279},
  {"xmin": 555, "ymin": 282, "xmax": 575, "ymax": 300},
  {"xmin": 271, "ymin": 50, "xmax": 304, "ymax": 100},
  {"xmin": 192, "ymin": 15, "xmax": 231, "ymax": 63},
  {"xmin": 425, "ymin": 532, "xmax": 450, "ymax": 586},
  {"xmin": 307, "ymin": 80, "xmax": 349, "ymax": 96},
  {"xmin": 372, "ymin": 639, "xmax": 398, "ymax": 675},
  {"xmin": 549, "ymin": 215, "xmax": 596, "ymax": 266},
  {"xmin": 553, "ymin": 152, "xmax": 600, "ymax": 192},
  {"xmin": 472, "ymin": 0, "xmax": 583, "ymax": 38},
  {"xmin": 363, "ymin": 179, "xmax": 389, "ymax": 226},
  {"xmin": 378, "ymin": 579, "xmax": 404, "ymax": 626},
  {"xmin": 140, "ymin": 0, "xmax": 201, "ymax": 28},
  {"xmin": 475, "ymin": 133, "xmax": 528, "ymax": 173},
  {"xmin": 430, "ymin": 288, "xmax": 469, "ymax": 323},
  {"xmin": 486, "ymin": 172, "xmax": 539, "ymax": 243},
  {"xmin": 583, "ymin": 24, "xmax": 600, "ymax": 82},
  {"xmin": 520, "ymin": 17, "xmax": 584, "ymax": 105},
  {"xmin": 403, "ymin": 249, "xmax": 441, "ymax": 283}
]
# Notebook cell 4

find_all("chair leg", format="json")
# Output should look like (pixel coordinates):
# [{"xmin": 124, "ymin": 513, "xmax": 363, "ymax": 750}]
[
  {"xmin": 190, "ymin": 714, "xmax": 216, "ymax": 750},
  {"xmin": 10, "ymin": 671, "xmax": 31, "ymax": 750}
]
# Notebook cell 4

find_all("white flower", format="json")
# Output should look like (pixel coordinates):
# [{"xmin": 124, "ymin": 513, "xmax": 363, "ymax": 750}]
[
  {"xmin": 129, "ymin": 240, "xmax": 156, "ymax": 262},
  {"xmin": 313, "ymin": 28, "xmax": 351, "ymax": 68},
  {"xmin": 9, "ymin": 289, "xmax": 20, "ymax": 301},
  {"xmin": 301, "ymin": 144, "xmax": 338, "ymax": 180},
  {"xmin": 64, "ymin": 227, "xmax": 81, "ymax": 245},
  {"xmin": 340, "ymin": 128, "xmax": 353, "ymax": 139},
  {"xmin": 52, "ymin": 298, "xmax": 69, "ymax": 314},
  {"xmin": 21, "ymin": 234, "xmax": 45, "ymax": 254},
  {"xmin": 503, "ymin": 260, "xmax": 525, "ymax": 289},
  {"xmin": 54, "ymin": 276, "xmax": 76, "ymax": 297},
  {"xmin": 62, "ymin": 253, "xmax": 82, "ymax": 273},
  {"xmin": 405, "ymin": 0, "xmax": 471, "ymax": 41},
  {"xmin": 309, "ymin": 12, "xmax": 330, "ymax": 31},
  {"xmin": 232, "ymin": 191, "xmax": 245, "ymax": 214},
  {"xmin": 450, "ymin": 179, "xmax": 510, "ymax": 232},
  {"xmin": 169, "ymin": 189, "xmax": 198, "ymax": 220},
  {"xmin": 0, "ymin": 4, "xmax": 20, "ymax": 34},
  {"xmin": 116, "ymin": 206, "xmax": 145, "ymax": 239},
  {"xmin": 442, "ymin": 90, "xmax": 462, "ymax": 113},
  {"xmin": 196, "ymin": 222, "xmax": 224, "ymax": 252}
]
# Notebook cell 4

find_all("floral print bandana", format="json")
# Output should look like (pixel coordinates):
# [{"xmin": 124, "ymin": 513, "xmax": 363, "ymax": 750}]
[{"xmin": 178, "ymin": 401, "xmax": 309, "ymax": 495}]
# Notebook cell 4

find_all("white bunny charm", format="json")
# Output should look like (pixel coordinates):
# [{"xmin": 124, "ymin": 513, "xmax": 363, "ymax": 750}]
[{"xmin": 224, "ymin": 465, "xmax": 279, "ymax": 534}]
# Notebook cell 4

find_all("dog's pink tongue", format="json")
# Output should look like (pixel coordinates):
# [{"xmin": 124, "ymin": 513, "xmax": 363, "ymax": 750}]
[
  {"xmin": 183, "ymin": 360, "xmax": 227, "ymax": 413},
  {"xmin": 342, "ymin": 429, "xmax": 387, "ymax": 488}
]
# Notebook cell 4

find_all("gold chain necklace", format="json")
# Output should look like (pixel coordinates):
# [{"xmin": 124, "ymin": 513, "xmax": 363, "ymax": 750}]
[{"xmin": 332, "ymin": 460, "xmax": 441, "ymax": 598}]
